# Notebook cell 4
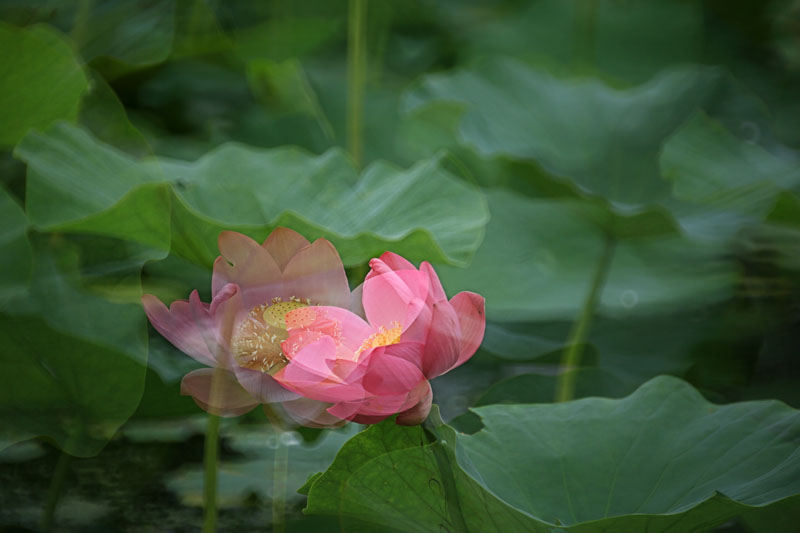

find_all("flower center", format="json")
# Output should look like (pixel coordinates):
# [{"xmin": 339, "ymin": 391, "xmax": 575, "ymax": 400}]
[
  {"xmin": 355, "ymin": 322, "xmax": 402, "ymax": 357},
  {"xmin": 231, "ymin": 297, "xmax": 309, "ymax": 374}
]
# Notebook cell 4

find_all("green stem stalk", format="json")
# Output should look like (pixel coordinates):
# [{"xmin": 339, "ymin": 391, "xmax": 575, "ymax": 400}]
[
  {"xmin": 554, "ymin": 233, "xmax": 615, "ymax": 402},
  {"xmin": 41, "ymin": 447, "xmax": 72, "ymax": 531},
  {"xmin": 347, "ymin": 0, "xmax": 367, "ymax": 167},
  {"xmin": 202, "ymin": 413, "xmax": 220, "ymax": 533}
]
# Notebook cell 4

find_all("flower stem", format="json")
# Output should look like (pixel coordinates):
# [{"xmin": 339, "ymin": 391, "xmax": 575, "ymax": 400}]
[
  {"xmin": 202, "ymin": 413, "xmax": 221, "ymax": 533},
  {"xmin": 347, "ymin": 0, "xmax": 367, "ymax": 167},
  {"xmin": 41, "ymin": 446, "xmax": 72, "ymax": 531},
  {"xmin": 554, "ymin": 233, "xmax": 615, "ymax": 402}
]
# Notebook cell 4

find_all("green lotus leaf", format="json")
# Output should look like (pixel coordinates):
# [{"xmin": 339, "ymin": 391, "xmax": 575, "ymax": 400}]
[
  {"xmin": 404, "ymin": 58, "xmax": 717, "ymax": 206},
  {"xmin": 16, "ymin": 122, "xmax": 488, "ymax": 267},
  {"xmin": 305, "ymin": 377, "xmax": 800, "ymax": 531},
  {"xmin": 0, "ymin": 23, "xmax": 88, "ymax": 147}
]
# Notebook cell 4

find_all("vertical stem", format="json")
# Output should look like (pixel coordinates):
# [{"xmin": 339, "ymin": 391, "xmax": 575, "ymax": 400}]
[
  {"xmin": 41, "ymin": 447, "xmax": 72, "ymax": 531},
  {"xmin": 70, "ymin": 0, "xmax": 93, "ymax": 51},
  {"xmin": 554, "ymin": 233, "xmax": 615, "ymax": 402},
  {"xmin": 202, "ymin": 413, "xmax": 220, "ymax": 533},
  {"xmin": 347, "ymin": 0, "xmax": 368, "ymax": 167},
  {"xmin": 272, "ymin": 433, "xmax": 288, "ymax": 533}
]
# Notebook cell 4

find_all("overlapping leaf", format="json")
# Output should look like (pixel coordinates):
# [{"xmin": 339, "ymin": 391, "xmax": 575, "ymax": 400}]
[
  {"xmin": 0, "ymin": 242, "xmax": 149, "ymax": 456},
  {"xmin": 16, "ymin": 122, "xmax": 488, "ymax": 267},
  {"xmin": 435, "ymin": 189, "xmax": 736, "ymax": 322},
  {"xmin": 305, "ymin": 377, "xmax": 800, "ymax": 531},
  {"xmin": 404, "ymin": 57, "xmax": 717, "ymax": 206}
]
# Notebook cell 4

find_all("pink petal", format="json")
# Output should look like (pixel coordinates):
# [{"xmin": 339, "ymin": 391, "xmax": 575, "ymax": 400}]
[
  {"xmin": 275, "ymin": 337, "xmax": 367, "ymax": 403},
  {"xmin": 447, "ymin": 291, "xmax": 486, "ymax": 372},
  {"xmin": 419, "ymin": 261, "xmax": 448, "ymax": 304},
  {"xmin": 181, "ymin": 368, "xmax": 259, "ymax": 417},
  {"xmin": 362, "ymin": 269, "xmax": 429, "ymax": 332},
  {"xmin": 262, "ymin": 227, "xmax": 310, "ymax": 271},
  {"xmin": 419, "ymin": 301, "xmax": 461, "ymax": 378},
  {"xmin": 143, "ymin": 294, "xmax": 216, "ymax": 367},
  {"xmin": 362, "ymin": 351, "xmax": 426, "ymax": 396},
  {"xmin": 232, "ymin": 365, "xmax": 299, "ymax": 403},
  {"xmin": 212, "ymin": 231, "xmax": 283, "ymax": 308},
  {"xmin": 282, "ymin": 239, "xmax": 350, "ymax": 308},
  {"xmin": 396, "ymin": 380, "xmax": 433, "ymax": 425},
  {"xmin": 279, "ymin": 398, "xmax": 347, "ymax": 428},
  {"xmin": 286, "ymin": 306, "xmax": 372, "ymax": 353},
  {"xmin": 366, "ymin": 252, "xmax": 416, "ymax": 279}
]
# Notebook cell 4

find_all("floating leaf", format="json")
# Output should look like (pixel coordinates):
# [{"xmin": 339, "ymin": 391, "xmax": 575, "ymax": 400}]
[{"xmin": 306, "ymin": 377, "xmax": 800, "ymax": 531}]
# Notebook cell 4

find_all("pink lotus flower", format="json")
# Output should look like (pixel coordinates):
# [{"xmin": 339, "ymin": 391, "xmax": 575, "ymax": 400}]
[
  {"xmin": 141, "ymin": 229, "xmax": 353, "ymax": 426},
  {"xmin": 273, "ymin": 252, "xmax": 485, "ymax": 425}
]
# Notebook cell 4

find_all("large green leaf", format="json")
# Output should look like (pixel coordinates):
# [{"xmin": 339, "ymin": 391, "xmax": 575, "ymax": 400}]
[
  {"xmin": 305, "ymin": 377, "xmax": 800, "ymax": 531},
  {"xmin": 436, "ymin": 0, "xmax": 703, "ymax": 83},
  {"xmin": 404, "ymin": 58, "xmax": 717, "ymax": 206},
  {"xmin": 16, "ymin": 122, "xmax": 488, "ymax": 266},
  {"xmin": 436, "ymin": 189, "xmax": 736, "ymax": 322},
  {"xmin": 0, "ymin": 23, "xmax": 88, "ymax": 146},
  {"xmin": 0, "ymin": 242, "xmax": 148, "ymax": 456},
  {"xmin": 661, "ymin": 112, "xmax": 800, "ymax": 241}
]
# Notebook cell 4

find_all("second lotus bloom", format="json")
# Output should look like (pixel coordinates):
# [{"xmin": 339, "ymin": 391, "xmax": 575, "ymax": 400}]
[{"xmin": 273, "ymin": 252, "xmax": 485, "ymax": 425}]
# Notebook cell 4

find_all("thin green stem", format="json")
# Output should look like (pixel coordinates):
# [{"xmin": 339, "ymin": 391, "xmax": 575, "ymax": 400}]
[
  {"xmin": 347, "ymin": 0, "xmax": 368, "ymax": 167},
  {"xmin": 272, "ymin": 433, "xmax": 288, "ymax": 533},
  {"xmin": 70, "ymin": 0, "xmax": 93, "ymax": 51},
  {"xmin": 422, "ymin": 420, "xmax": 468, "ymax": 533},
  {"xmin": 554, "ymin": 233, "xmax": 615, "ymax": 403},
  {"xmin": 41, "ymin": 446, "xmax": 72, "ymax": 531},
  {"xmin": 202, "ymin": 413, "xmax": 220, "ymax": 533}
]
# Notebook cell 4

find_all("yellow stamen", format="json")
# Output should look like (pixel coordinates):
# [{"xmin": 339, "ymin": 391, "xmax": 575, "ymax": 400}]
[
  {"xmin": 355, "ymin": 322, "xmax": 402, "ymax": 357},
  {"xmin": 231, "ymin": 297, "xmax": 309, "ymax": 375}
]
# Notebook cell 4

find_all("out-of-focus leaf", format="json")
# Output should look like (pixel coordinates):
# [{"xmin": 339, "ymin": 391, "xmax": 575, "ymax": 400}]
[
  {"xmin": 0, "ymin": 22, "xmax": 88, "ymax": 146},
  {"xmin": 246, "ymin": 58, "xmax": 334, "ymax": 140},
  {"xmin": 404, "ymin": 58, "xmax": 717, "ymax": 206},
  {"xmin": 232, "ymin": 17, "xmax": 343, "ymax": 63},
  {"xmin": 77, "ymin": 0, "xmax": 176, "ymax": 71},
  {"xmin": 0, "ymin": 242, "xmax": 148, "ymax": 456},
  {"xmin": 661, "ymin": 112, "xmax": 800, "ymax": 241},
  {"xmin": 17, "ymin": 123, "xmax": 488, "ymax": 267},
  {"xmin": 437, "ymin": 0, "xmax": 703, "ymax": 83},
  {"xmin": 79, "ymin": 70, "xmax": 151, "ymax": 157},
  {"xmin": 306, "ymin": 378, "xmax": 800, "ymax": 531},
  {"xmin": 475, "ymin": 367, "xmax": 638, "ymax": 406},
  {"xmin": 0, "ymin": 186, "xmax": 32, "ymax": 306},
  {"xmin": 436, "ymin": 189, "xmax": 736, "ymax": 322}
]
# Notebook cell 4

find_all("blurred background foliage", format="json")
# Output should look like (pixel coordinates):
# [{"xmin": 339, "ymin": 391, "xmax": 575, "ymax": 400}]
[{"xmin": 1, "ymin": 0, "xmax": 800, "ymax": 530}]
